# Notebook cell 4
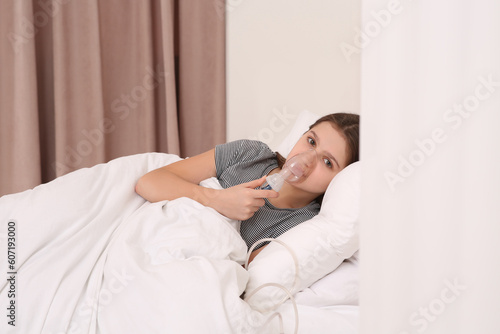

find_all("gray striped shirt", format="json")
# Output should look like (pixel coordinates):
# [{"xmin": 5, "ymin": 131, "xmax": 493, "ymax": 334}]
[{"xmin": 215, "ymin": 139, "xmax": 320, "ymax": 250}]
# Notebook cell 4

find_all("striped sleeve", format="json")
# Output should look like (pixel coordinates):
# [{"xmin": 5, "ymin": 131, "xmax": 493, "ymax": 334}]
[{"xmin": 214, "ymin": 139, "xmax": 271, "ymax": 179}]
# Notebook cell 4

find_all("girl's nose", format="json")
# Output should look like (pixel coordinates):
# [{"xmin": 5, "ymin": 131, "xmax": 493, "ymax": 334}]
[{"xmin": 299, "ymin": 149, "xmax": 317, "ymax": 171}]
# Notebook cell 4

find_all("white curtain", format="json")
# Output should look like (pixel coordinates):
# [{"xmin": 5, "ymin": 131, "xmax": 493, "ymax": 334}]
[{"xmin": 360, "ymin": 1, "xmax": 500, "ymax": 333}]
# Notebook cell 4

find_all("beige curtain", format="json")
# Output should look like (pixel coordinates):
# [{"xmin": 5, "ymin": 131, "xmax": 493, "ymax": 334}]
[{"xmin": 0, "ymin": 0, "xmax": 226, "ymax": 197}]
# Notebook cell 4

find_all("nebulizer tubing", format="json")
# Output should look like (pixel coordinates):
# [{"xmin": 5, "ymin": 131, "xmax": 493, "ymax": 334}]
[
  {"xmin": 243, "ymin": 150, "xmax": 317, "ymax": 333},
  {"xmin": 260, "ymin": 149, "xmax": 317, "ymax": 192},
  {"xmin": 246, "ymin": 282, "xmax": 298, "ymax": 334},
  {"xmin": 244, "ymin": 238, "xmax": 299, "ymax": 334}
]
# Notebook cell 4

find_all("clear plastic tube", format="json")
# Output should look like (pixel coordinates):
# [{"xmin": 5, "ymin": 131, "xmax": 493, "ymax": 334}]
[{"xmin": 260, "ymin": 149, "xmax": 317, "ymax": 192}]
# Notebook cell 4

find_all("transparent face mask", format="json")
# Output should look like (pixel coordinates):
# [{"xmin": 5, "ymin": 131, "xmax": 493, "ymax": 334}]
[{"xmin": 260, "ymin": 149, "xmax": 317, "ymax": 192}]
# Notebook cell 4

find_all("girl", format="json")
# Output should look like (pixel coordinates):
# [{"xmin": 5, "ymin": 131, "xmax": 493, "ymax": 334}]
[{"xmin": 136, "ymin": 113, "xmax": 359, "ymax": 262}]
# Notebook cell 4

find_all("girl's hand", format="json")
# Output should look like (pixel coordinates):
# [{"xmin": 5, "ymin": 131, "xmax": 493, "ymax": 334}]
[{"xmin": 210, "ymin": 176, "xmax": 279, "ymax": 221}]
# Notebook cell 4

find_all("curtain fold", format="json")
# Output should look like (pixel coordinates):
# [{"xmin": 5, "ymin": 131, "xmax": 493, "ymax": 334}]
[
  {"xmin": 177, "ymin": 0, "xmax": 226, "ymax": 155},
  {"xmin": 0, "ymin": 0, "xmax": 226, "ymax": 196},
  {"xmin": 155, "ymin": 0, "xmax": 180, "ymax": 154},
  {"xmin": 1, "ymin": 0, "xmax": 42, "ymax": 194}
]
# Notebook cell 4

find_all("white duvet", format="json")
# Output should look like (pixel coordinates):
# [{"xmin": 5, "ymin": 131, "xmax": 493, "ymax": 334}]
[{"xmin": 0, "ymin": 153, "xmax": 358, "ymax": 334}]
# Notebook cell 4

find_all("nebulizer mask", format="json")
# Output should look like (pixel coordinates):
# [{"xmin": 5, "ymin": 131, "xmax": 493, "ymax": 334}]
[{"xmin": 260, "ymin": 149, "xmax": 317, "ymax": 192}]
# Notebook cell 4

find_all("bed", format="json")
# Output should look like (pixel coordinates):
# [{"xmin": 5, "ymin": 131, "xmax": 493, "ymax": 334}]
[{"xmin": 0, "ymin": 111, "xmax": 360, "ymax": 334}]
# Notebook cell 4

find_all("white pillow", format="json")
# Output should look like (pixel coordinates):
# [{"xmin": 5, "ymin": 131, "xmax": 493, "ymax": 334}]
[
  {"xmin": 293, "ymin": 251, "xmax": 359, "ymax": 307},
  {"xmin": 244, "ymin": 161, "xmax": 360, "ymax": 310},
  {"xmin": 275, "ymin": 110, "xmax": 320, "ymax": 157}
]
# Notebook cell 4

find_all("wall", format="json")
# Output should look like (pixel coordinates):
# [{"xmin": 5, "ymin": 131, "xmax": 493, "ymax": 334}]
[{"xmin": 226, "ymin": 0, "xmax": 360, "ymax": 150}]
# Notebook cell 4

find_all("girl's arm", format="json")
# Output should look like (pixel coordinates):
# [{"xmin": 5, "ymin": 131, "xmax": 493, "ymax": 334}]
[
  {"xmin": 135, "ymin": 149, "xmax": 218, "ymax": 204},
  {"xmin": 135, "ymin": 148, "xmax": 279, "ymax": 220}
]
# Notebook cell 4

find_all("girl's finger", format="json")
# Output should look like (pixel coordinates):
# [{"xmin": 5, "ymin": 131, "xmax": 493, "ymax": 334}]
[
  {"xmin": 254, "ymin": 189, "xmax": 279, "ymax": 199},
  {"xmin": 242, "ymin": 176, "xmax": 267, "ymax": 188}
]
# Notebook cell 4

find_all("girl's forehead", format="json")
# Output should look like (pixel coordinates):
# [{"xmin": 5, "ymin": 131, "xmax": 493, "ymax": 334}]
[{"xmin": 309, "ymin": 122, "xmax": 343, "ymax": 140}]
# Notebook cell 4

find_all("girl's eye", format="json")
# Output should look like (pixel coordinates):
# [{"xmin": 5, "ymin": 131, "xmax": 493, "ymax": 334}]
[
  {"xmin": 323, "ymin": 158, "xmax": 332, "ymax": 168},
  {"xmin": 307, "ymin": 137, "xmax": 316, "ymax": 146}
]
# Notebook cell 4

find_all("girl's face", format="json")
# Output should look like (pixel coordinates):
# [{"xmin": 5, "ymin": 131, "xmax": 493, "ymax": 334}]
[{"xmin": 286, "ymin": 122, "xmax": 349, "ymax": 196}]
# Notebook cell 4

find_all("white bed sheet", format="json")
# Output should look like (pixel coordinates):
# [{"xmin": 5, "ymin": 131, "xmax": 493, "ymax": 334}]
[{"xmin": 0, "ymin": 153, "xmax": 358, "ymax": 334}]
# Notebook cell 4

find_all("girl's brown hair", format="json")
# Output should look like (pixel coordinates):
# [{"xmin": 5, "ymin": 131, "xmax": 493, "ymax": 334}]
[{"xmin": 276, "ymin": 112, "xmax": 360, "ymax": 168}]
